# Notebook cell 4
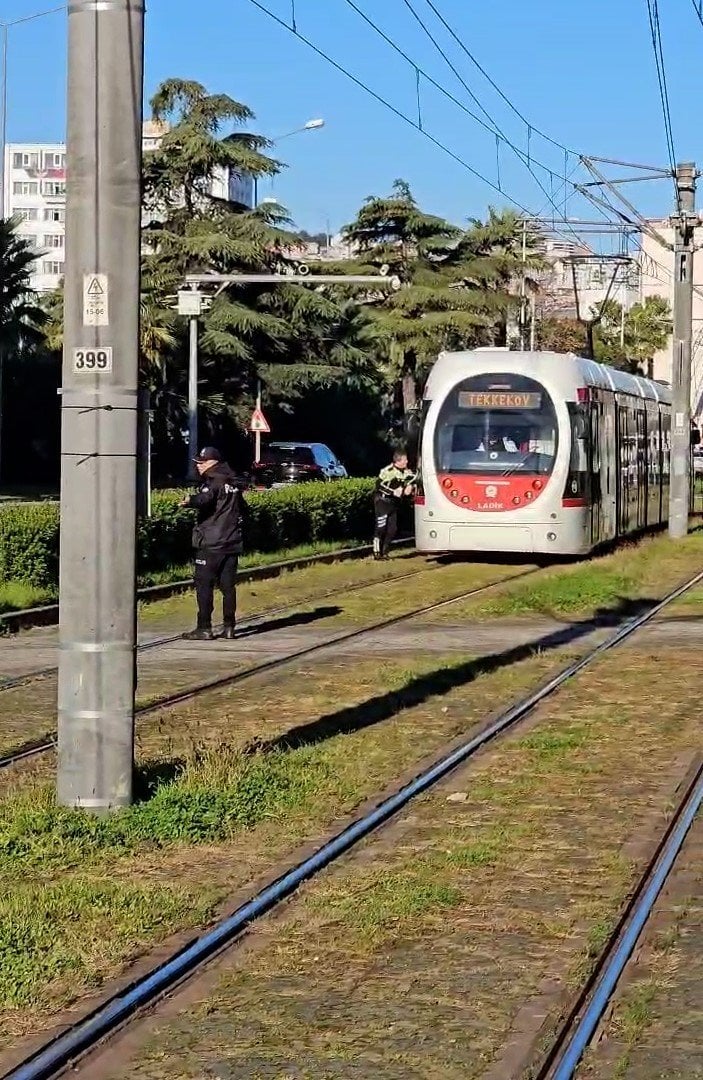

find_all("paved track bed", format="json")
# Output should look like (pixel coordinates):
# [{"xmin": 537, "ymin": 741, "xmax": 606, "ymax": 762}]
[{"xmin": 76, "ymin": 639, "xmax": 703, "ymax": 1080}]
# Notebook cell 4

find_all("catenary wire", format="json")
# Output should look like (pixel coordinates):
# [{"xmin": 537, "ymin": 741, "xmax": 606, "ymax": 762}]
[
  {"xmin": 246, "ymin": 0, "xmax": 616, "ymax": 256},
  {"xmin": 416, "ymin": 0, "xmax": 576, "ymax": 156}
]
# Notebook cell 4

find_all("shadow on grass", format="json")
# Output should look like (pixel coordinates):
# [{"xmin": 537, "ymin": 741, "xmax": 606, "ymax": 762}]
[{"xmin": 246, "ymin": 595, "xmax": 658, "ymax": 756}]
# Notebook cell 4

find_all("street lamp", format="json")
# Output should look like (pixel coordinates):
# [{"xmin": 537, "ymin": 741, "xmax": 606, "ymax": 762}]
[
  {"xmin": 253, "ymin": 117, "xmax": 325, "ymax": 206},
  {"xmin": 0, "ymin": 5, "xmax": 65, "ymax": 214}
]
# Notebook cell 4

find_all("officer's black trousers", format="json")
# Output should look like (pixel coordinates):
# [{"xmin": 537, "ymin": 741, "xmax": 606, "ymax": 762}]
[
  {"xmin": 194, "ymin": 551, "xmax": 238, "ymax": 629},
  {"xmin": 373, "ymin": 496, "xmax": 398, "ymax": 558}
]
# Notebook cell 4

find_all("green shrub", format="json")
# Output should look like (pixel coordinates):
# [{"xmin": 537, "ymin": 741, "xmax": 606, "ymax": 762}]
[
  {"xmin": 0, "ymin": 503, "xmax": 60, "ymax": 588},
  {"xmin": 0, "ymin": 479, "xmax": 377, "ymax": 589}
]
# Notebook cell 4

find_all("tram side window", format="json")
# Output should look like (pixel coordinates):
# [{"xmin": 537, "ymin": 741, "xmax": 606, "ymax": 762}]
[
  {"xmin": 567, "ymin": 403, "xmax": 589, "ymax": 472},
  {"xmin": 590, "ymin": 404, "xmax": 600, "ymax": 473}
]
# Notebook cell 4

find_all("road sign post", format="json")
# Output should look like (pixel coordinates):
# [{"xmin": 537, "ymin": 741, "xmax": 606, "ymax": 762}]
[{"xmin": 250, "ymin": 392, "xmax": 271, "ymax": 464}]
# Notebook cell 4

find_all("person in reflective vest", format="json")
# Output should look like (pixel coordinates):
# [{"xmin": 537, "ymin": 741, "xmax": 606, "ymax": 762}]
[{"xmin": 373, "ymin": 451, "xmax": 415, "ymax": 560}]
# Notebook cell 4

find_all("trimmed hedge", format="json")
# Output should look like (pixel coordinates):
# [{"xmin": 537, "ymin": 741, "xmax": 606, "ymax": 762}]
[{"xmin": 0, "ymin": 478, "xmax": 377, "ymax": 589}]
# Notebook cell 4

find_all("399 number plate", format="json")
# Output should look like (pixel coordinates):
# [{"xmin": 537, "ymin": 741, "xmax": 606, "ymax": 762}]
[{"xmin": 72, "ymin": 347, "xmax": 113, "ymax": 373}]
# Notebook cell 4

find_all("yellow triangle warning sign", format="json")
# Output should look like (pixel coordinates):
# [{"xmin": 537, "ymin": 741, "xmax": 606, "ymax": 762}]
[{"xmin": 249, "ymin": 407, "xmax": 270, "ymax": 433}]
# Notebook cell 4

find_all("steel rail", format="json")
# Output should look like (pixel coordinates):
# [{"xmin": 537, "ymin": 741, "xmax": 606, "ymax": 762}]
[
  {"xmin": 0, "ymin": 568, "xmax": 540, "ymax": 773},
  {"xmin": 544, "ymin": 759, "xmax": 703, "ymax": 1079},
  {"xmin": 5, "ymin": 567, "xmax": 702, "ymax": 1080}
]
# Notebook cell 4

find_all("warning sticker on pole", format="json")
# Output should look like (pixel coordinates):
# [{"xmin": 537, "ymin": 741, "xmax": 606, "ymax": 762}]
[{"xmin": 83, "ymin": 273, "xmax": 109, "ymax": 326}]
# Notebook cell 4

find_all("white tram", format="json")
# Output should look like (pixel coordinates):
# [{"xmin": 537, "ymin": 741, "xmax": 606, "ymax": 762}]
[{"xmin": 415, "ymin": 349, "xmax": 673, "ymax": 556}]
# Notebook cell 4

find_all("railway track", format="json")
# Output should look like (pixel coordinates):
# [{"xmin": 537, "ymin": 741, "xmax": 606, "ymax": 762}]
[
  {"xmin": 533, "ymin": 757, "xmax": 703, "ymax": 1080},
  {"xmin": 4, "ymin": 567, "xmax": 701, "ymax": 1080},
  {"xmin": 0, "ymin": 539, "xmax": 414, "ymax": 636},
  {"xmin": 0, "ymin": 555, "xmax": 441, "ymax": 695},
  {"xmin": 0, "ymin": 565, "xmax": 540, "ymax": 772}
]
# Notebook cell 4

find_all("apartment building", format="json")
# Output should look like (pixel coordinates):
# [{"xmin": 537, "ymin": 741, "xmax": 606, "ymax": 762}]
[{"xmin": 3, "ymin": 143, "xmax": 67, "ymax": 292}]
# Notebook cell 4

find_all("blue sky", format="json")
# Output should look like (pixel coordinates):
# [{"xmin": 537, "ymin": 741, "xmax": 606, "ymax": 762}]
[{"xmin": 3, "ymin": 0, "xmax": 701, "ymax": 236}]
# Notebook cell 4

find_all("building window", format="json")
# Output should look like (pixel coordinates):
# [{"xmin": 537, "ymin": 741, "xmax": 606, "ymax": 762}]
[
  {"xmin": 43, "ymin": 151, "xmax": 65, "ymax": 169},
  {"xmin": 12, "ymin": 181, "xmax": 39, "ymax": 196},
  {"xmin": 43, "ymin": 261, "xmax": 64, "ymax": 276},
  {"xmin": 44, "ymin": 234, "xmax": 64, "ymax": 248},
  {"xmin": 45, "ymin": 208, "xmax": 65, "ymax": 223},
  {"xmin": 17, "ymin": 208, "xmax": 38, "ymax": 221},
  {"xmin": 42, "ymin": 181, "xmax": 66, "ymax": 197},
  {"xmin": 12, "ymin": 152, "xmax": 40, "ymax": 169}
]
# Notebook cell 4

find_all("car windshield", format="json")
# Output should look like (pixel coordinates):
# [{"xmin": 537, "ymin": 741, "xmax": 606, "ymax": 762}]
[
  {"xmin": 260, "ymin": 445, "xmax": 315, "ymax": 466},
  {"xmin": 434, "ymin": 373, "xmax": 558, "ymax": 476}
]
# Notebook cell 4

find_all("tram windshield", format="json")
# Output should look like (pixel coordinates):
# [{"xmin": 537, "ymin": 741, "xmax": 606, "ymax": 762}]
[{"xmin": 434, "ymin": 373, "xmax": 558, "ymax": 476}]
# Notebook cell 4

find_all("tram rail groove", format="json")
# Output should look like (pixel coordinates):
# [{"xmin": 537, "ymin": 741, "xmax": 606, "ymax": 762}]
[
  {"xmin": 0, "ymin": 552, "xmax": 438, "ymax": 695},
  {"xmin": 4, "ymin": 568, "xmax": 702, "ymax": 1080},
  {"xmin": 0, "ymin": 567, "xmax": 541, "ymax": 772},
  {"xmin": 533, "ymin": 755, "xmax": 703, "ymax": 1080},
  {"xmin": 0, "ymin": 538, "xmax": 413, "ymax": 636}
]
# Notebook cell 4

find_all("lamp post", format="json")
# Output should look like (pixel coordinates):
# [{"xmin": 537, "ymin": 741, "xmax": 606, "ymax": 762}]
[{"xmin": 253, "ymin": 117, "xmax": 325, "ymax": 206}]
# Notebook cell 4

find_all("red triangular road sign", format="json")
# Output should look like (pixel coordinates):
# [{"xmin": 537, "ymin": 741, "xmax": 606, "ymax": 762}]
[{"xmin": 249, "ymin": 407, "xmax": 271, "ymax": 433}]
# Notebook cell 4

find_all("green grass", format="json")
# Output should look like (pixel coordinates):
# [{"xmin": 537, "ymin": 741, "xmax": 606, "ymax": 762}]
[
  {"xmin": 0, "ymin": 879, "xmax": 215, "ymax": 1011},
  {"xmin": 0, "ymin": 581, "xmax": 55, "ymax": 614},
  {"xmin": 0, "ymin": 746, "xmax": 338, "ymax": 872},
  {"xmin": 464, "ymin": 531, "xmax": 703, "ymax": 621}
]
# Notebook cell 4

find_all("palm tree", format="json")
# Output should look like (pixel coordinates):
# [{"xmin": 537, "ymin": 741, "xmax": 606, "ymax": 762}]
[{"xmin": 0, "ymin": 217, "xmax": 45, "ymax": 355}]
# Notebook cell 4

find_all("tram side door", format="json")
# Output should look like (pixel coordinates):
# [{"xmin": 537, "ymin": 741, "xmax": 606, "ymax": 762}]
[
  {"xmin": 636, "ymin": 409, "xmax": 647, "ymax": 529},
  {"xmin": 616, "ymin": 405, "xmax": 629, "ymax": 535},
  {"xmin": 602, "ymin": 395, "xmax": 618, "ymax": 540},
  {"xmin": 589, "ymin": 401, "xmax": 602, "ymax": 545}
]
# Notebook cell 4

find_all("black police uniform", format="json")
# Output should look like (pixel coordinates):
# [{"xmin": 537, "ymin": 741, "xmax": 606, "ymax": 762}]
[{"xmin": 183, "ymin": 453, "xmax": 248, "ymax": 639}]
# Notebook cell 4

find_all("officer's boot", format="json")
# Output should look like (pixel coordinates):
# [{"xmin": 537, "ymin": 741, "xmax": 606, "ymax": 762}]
[
  {"xmin": 183, "ymin": 626, "xmax": 214, "ymax": 641},
  {"xmin": 221, "ymin": 623, "xmax": 236, "ymax": 640}
]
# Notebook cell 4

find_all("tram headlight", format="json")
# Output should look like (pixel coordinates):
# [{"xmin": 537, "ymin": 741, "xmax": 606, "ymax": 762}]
[
  {"xmin": 450, "ymin": 489, "xmax": 459, "ymax": 498},
  {"xmin": 512, "ymin": 496, "xmax": 521, "ymax": 504},
  {"xmin": 533, "ymin": 479, "xmax": 543, "ymax": 491},
  {"xmin": 429, "ymin": 530, "xmax": 437, "ymax": 538},
  {"xmin": 442, "ymin": 477, "xmax": 453, "ymax": 488},
  {"xmin": 547, "ymin": 531, "xmax": 557, "ymax": 542},
  {"xmin": 461, "ymin": 495, "xmax": 470, "ymax": 504}
]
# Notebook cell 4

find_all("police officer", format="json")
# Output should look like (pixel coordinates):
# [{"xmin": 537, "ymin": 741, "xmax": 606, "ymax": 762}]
[
  {"xmin": 180, "ymin": 447, "xmax": 249, "ymax": 640},
  {"xmin": 373, "ymin": 450, "xmax": 415, "ymax": 560}
]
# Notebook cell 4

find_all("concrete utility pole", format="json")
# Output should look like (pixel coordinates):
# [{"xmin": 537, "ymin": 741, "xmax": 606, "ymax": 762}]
[
  {"xmin": 57, "ymin": 0, "xmax": 145, "ymax": 811},
  {"xmin": 669, "ymin": 163, "xmax": 698, "ymax": 539}
]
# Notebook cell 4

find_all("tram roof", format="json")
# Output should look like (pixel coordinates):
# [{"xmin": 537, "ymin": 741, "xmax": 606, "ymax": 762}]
[{"xmin": 427, "ymin": 349, "xmax": 672, "ymax": 406}]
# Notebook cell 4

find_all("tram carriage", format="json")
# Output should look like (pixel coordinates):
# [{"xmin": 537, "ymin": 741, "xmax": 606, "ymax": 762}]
[{"xmin": 414, "ymin": 349, "xmax": 674, "ymax": 556}]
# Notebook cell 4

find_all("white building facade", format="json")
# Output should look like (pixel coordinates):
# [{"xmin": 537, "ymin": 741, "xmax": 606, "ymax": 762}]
[{"xmin": 2, "ymin": 143, "xmax": 67, "ymax": 291}]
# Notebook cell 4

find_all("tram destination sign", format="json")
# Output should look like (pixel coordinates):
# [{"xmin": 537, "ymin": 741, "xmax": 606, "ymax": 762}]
[{"xmin": 458, "ymin": 391, "xmax": 542, "ymax": 409}]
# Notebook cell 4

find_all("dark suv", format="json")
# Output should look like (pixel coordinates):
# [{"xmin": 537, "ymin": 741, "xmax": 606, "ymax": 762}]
[{"xmin": 252, "ymin": 442, "xmax": 348, "ymax": 487}]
